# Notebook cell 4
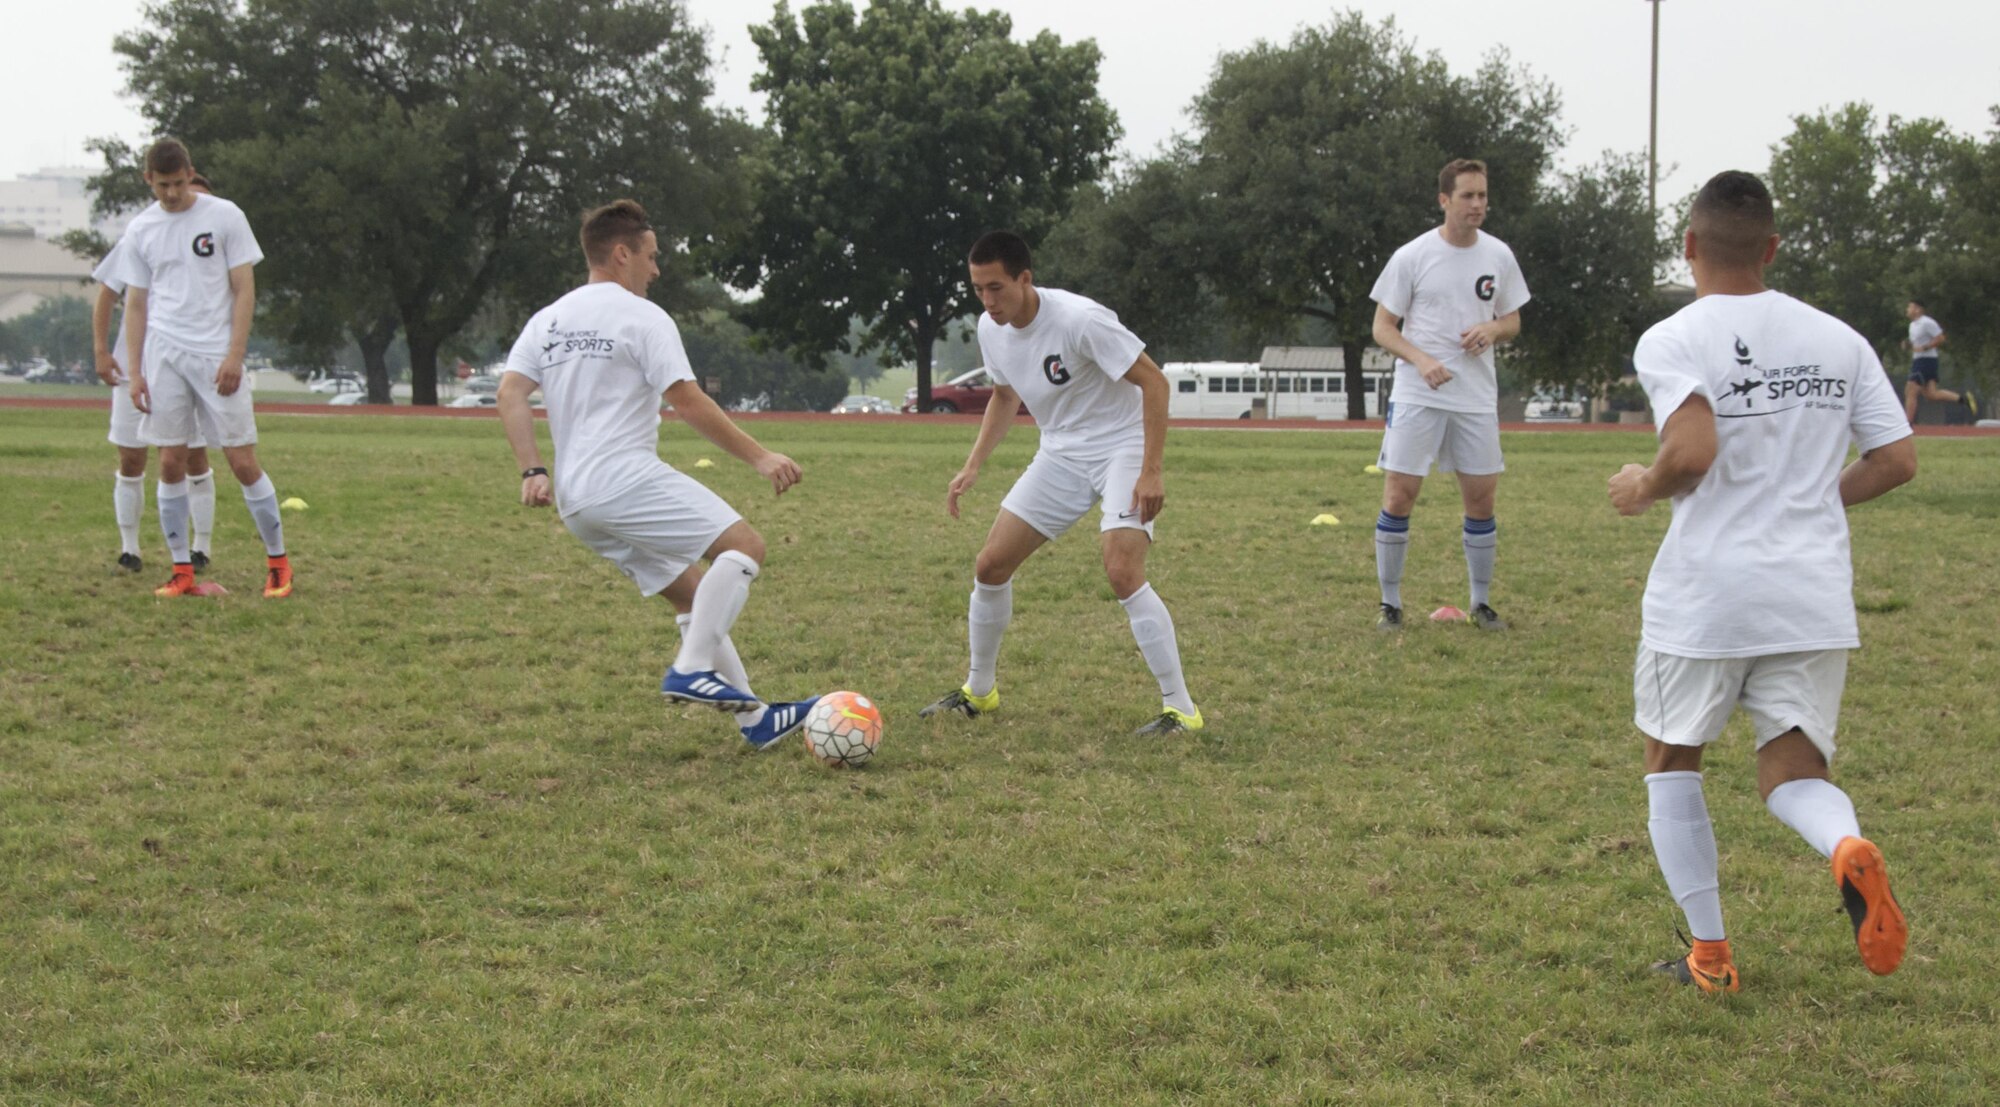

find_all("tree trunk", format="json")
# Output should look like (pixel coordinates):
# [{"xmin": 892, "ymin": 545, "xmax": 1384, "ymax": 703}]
[
  {"xmin": 913, "ymin": 316, "xmax": 937, "ymax": 413},
  {"xmin": 357, "ymin": 316, "xmax": 398, "ymax": 404},
  {"xmin": 408, "ymin": 331, "xmax": 441, "ymax": 406},
  {"xmin": 1343, "ymin": 337, "xmax": 1369, "ymax": 421}
]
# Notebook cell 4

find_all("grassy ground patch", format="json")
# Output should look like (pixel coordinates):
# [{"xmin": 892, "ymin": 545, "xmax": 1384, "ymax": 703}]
[{"xmin": 3, "ymin": 408, "xmax": 1995, "ymax": 1103}]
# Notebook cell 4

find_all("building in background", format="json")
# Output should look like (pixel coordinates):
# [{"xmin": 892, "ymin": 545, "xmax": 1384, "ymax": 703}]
[{"xmin": 0, "ymin": 166, "xmax": 132, "ymax": 241}]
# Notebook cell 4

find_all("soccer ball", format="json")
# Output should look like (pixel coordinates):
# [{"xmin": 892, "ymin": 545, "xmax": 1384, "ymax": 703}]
[{"xmin": 803, "ymin": 691, "xmax": 882, "ymax": 768}]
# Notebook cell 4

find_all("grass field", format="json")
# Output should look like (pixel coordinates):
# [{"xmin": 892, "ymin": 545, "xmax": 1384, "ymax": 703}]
[{"xmin": 2, "ymin": 406, "xmax": 1996, "ymax": 1104}]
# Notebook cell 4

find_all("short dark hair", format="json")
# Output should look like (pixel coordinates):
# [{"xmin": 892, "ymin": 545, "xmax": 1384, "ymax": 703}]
[
  {"xmin": 189, "ymin": 172, "xmax": 213, "ymax": 191},
  {"xmin": 581, "ymin": 199, "xmax": 653, "ymax": 267},
  {"xmin": 145, "ymin": 138, "xmax": 192, "ymax": 176},
  {"xmin": 1908, "ymin": 297, "xmax": 1928, "ymax": 311},
  {"xmin": 967, "ymin": 231, "xmax": 1033, "ymax": 277},
  {"xmin": 1439, "ymin": 158, "xmax": 1487, "ymax": 196},
  {"xmin": 1688, "ymin": 170, "xmax": 1776, "ymax": 269}
]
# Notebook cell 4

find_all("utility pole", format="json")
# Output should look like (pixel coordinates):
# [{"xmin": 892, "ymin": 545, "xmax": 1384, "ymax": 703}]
[{"xmin": 1647, "ymin": 0, "xmax": 1662, "ymax": 217}]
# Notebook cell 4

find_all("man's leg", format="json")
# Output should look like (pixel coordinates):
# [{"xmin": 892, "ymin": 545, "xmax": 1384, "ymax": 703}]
[
  {"xmin": 1636, "ymin": 647, "xmax": 1738, "ymax": 991},
  {"xmin": 968, "ymin": 511, "xmax": 1045, "ymax": 697},
  {"xmin": 114, "ymin": 446, "xmax": 148, "ymax": 567},
  {"xmin": 1456, "ymin": 471, "xmax": 1501, "ymax": 625},
  {"xmin": 1903, "ymin": 378, "xmax": 1921, "ymax": 423},
  {"xmin": 662, "ymin": 520, "xmax": 765, "ymax": 709},
  {"xmin": 225, "ymin": 445, "xmax": 291, "ymax": 598},
  {"xmin": 1376, "ymin": 472, "xmax": 1422, "ymax": 618},
  {"xmin": 1103, "ymin": 527, "xmax": 1198, "ymax": 728},
  {"xmin": 185, "ymin": 447, "xmax": 215, "ymax": 565}
]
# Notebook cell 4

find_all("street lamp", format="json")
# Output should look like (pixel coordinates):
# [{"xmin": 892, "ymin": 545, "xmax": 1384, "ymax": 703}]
[{"xmin": 1645, "ymin": 0, "xmax": 1662, "ymax": 217}]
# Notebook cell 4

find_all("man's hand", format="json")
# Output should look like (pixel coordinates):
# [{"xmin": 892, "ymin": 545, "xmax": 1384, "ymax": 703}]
[
  {"xmin": 95, "ymin": 351, "xmax": 122, "ymax": 386},
  {"xmin": 754, "ymin": 451, "xmax": 801, "ymax": 495},
  {"xmin": 1131, "ymin": 470, "xmax": 1165, "ymax": 524},
  {"xmin": 130, "ymin": 374, "xmax": 152, "ymax": 414},
  {"xmin": 946, "ymin": 466, "xmax": 979, "ymax": 519},
  {"xmin": 521, "ymin": 472, "xmax": 553, "ymax": 507},
  {"xmin": 1419, "ymin": 356, "xmax": 1455, "ymax": 389},
  {"xmin": 1461, "ymin": 321, "xmax": 1504, "ymax": 356},
  {"xmin": 215, "ymin": 356, "xmax": 245, "ymax": 397},
  {"xmin": 1608, "ymin": 463, "xmax": 1655, "ymax": 516}
]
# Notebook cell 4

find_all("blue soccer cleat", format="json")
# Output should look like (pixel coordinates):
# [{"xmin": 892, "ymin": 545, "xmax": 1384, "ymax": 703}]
[
  {"xmin": 741, "ymin": 696, "xmax": 822, "ymax": 751},
  {"xmin": 661, "ymin": 667, "xmax": 760, "ymax": 712}
]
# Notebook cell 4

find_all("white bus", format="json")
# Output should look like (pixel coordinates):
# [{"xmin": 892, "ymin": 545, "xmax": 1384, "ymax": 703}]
[{"xmin": 1163, "ymin": 361, "xmax": 1393, "ymax": 420}]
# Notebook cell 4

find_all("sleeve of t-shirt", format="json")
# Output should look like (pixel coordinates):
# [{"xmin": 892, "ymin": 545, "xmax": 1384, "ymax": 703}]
[
  {"xmin": 221, "ymin": 204, "xmax": 264, "ymax": 269},
  {"xmin": 1369, "ymin": 247, "xmax": 1413, "ymax": 317},
  {"xmin": 1633, "ymin": 325, "xmax": 1710, "ymax": 431},
  {"xmin": 92, "ymin": 242, "xmax": 127, "ymax": 293},
  {"xmin": 1847, "ymin": 338, "xmax": 1915, "ymax": 454},
  {"xmin": 503, "ymin": 316, "xmax": 544, "ymax": 384},
  {"xmin": 642, "ymin": 310, "xmax": 696, "ymax": 395},
  {"xmin": 1494, "ymin": 244, "xmax": 1531, "ymax": 316},
  {"xmin": 117, "ymin": 232, "xmax": 152, "ymax": 291},
  {"xmin": 1077, "ymin": 304, "xmax": 1146, "ymax": 380},
  {"xmin": 976, "ymin": 324, "xmax": 1009, "ymax": 388}
]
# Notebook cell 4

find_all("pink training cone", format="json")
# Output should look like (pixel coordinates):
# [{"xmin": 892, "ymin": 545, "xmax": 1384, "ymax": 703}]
[
  {"xmin": 1429, "ymin": 605, "xmax": 1466, "ymax": 622},
  {"xmin": 189, "ymin": 581, "xmax": 230, "ymax": 597}
]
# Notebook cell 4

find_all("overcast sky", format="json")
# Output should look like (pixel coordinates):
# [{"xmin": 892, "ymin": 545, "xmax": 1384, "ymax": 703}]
[{"xmin": 7, "ymin": 0, "xmax": 1996, "ymax": 209}]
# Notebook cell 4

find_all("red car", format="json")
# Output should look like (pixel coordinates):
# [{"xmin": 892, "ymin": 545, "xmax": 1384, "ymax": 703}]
[{"xmin": 903, "ymin": 367, "xmax": 996, "ymax": 414}]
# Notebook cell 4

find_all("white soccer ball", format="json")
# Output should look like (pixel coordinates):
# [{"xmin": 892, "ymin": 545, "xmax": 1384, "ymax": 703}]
[{"xmin": 803, "ymin": 691, "xmax": 882, "ymax": 769}]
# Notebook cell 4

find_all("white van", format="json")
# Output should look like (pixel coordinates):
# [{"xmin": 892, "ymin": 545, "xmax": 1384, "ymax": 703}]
[{"xmin": 1163, "ymin": 361, "xmax": 1392, "ymax": 420}]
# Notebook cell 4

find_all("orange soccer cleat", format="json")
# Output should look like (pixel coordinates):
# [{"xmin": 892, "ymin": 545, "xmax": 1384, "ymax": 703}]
[{"xmin": 263, "ymin": 555, "xmax": 293, "ymax": 599}]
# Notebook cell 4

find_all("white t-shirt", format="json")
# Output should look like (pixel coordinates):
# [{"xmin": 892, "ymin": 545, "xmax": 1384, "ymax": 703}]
[
  {"xmin": 1633, "ymin": 290, "xmax": 1912, "ymax": 659},
  {"xmin": 92, "ymin": 240, "xmax": 132, "ymax": 382},
  {"xmin": 1908, "ymin": 314, "xmax": 1942, "ymax": 359},
  {"xmin": 504, "ymin": 282, "xmax": 695, "ymax": 516},
  {"xmin": 1370, "ymin": 228, "xmax": 1530, "ymax": 414},
  {"xmin": 976, "ymin": 287, "xmax": 1148, "ymax": 458},
  {"xmin": 116, "ymin": 194, "xmax": 263, "ymax": 358}
]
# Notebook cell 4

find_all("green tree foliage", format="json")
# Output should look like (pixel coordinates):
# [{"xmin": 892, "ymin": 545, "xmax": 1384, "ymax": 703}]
[
  {"xmin": 1505, "ymin": 153, "xmax": 1669, "ymax": 393},
  {"xmin": 1185, "ymin": 15, "xmax": 1564, "ymax": 417},
  {"xmin": 681, "ymin": 311, "xmax": 848, "ymax": 412},
  {"xmin": 722, "ymin": 0, "xmax": 1119, "ymax": 410},
  {"xmin": 107, "ymin": 0, "xmax": 752, "ymax": 403},
  {"xmin": 2, "ymin": 298, "xmax": 94, "ymax": 370}
]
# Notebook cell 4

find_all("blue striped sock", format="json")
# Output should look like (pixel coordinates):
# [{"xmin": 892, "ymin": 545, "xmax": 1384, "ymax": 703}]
[{"xmin": 1375, "ymin": 511, "xmax": 1410, "ymax": 607}]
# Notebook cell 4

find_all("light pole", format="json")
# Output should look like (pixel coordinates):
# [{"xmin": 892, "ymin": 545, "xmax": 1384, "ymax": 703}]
[{"xmin": 1646, "ymin": 0, "xmax": 1662, "ymax": 217}]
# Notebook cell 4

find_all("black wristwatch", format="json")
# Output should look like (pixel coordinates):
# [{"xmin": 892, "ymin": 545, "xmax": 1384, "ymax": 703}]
[{"xmin": 521, "ymin": 467, "xmax": 548, "ymax": 479}]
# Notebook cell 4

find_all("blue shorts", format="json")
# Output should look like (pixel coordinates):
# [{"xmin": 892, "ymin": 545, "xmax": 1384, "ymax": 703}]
[{"xmin": 1909, "ymin": 357, "xmax": 1939, "ymax": 385}]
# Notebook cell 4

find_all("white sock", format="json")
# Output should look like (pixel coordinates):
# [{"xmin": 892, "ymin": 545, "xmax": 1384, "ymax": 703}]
[
  {"xmin": 1765, "ymin": 778, "xmax": 1861, "ymax": 860},
  {"xmin": 1463, "ymin": 516, "xmax": 1497, "ymax": 608},
  {"xmin": 1646, "ymin": 771, "xmax": 1726, "ymax": 942},
  {"xmin": 966, "ymin": 579, "xmax": 1012, "ymax": 697},
  {"xmin": 156, "ymin": 479, "xmax": 192, "ymax": 564},
  {"xmin": 115, "ymin": 473, "xmax": 145, "ymax": 556},
  {"xmin": 673, "ymin": 550, "xmax": 758, "ymax": 675},
  {"xmin": 1375, "ymin": 511, "xmax": 1408, "ymax": 607},
  {"xmin": 187, "ymin": 470, "xmax": 216, "ymax": 554},
  {"xmin": 1120, "ymin": 583, "xmax": 1195, "ymax": 714},
  {"xmin": 678, "ymin": 613, "xmax": 765, "ymax": 725},
  {"xmin": 241, "ymin": 473, "xmax": 285, "ymax": 557}
]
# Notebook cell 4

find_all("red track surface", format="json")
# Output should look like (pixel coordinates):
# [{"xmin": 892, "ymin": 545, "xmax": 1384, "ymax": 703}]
[{"xmin": 4, "ymin": 395, "xmax": 1995, "ymax": 436}]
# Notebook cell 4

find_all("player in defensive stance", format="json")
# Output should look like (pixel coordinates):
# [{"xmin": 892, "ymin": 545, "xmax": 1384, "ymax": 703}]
[
  {"xmin": 1368, "ymin": 158, "xmax": 1529, "ymax": 631},
  {"xmin": 93, "ymin": 172, "xmax": 217, "ymax": 575},
  {"xmin": 499, "ymin": 199, "xmax": 818, "ymax": 750},
  {"xmin": 122, "ymin": 140, "xmax": 293, "ymax": 598},
  {"xmin": 919, "ymin": 231, "xmax": 1201, "ymax": 736},
  {"xmin": 1609, "ymin": 171, "xmax": 1916, "ymax": 993}
]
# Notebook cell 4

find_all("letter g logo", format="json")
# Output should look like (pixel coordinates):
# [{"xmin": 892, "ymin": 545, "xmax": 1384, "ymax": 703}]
[
  {"xmin": 192, "ymin": 233, "xmax": 216, "ymax": 258},
  {"xmin": 1042, "ymin": 354, "xmax": 1071, "ymax": 386}
]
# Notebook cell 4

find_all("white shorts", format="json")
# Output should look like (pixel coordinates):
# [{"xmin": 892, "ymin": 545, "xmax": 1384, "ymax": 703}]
[
  {"xmin": 561, "ymin": 469, "xmax": 743, "ymax": 596},
  {"xmin": 139, "ymin": 341, "xmax": 257, "ymax": 448},
  {"xmin": 1378, "ymin": 403, "xmax": 1504, "ymax": 476},
  {"xmin": 110, "ymin": 378, "xmax": 207, "ymax": 449},
  {"xmin": 1633, "ymin": 646, "xmax": 1848, "ymax": 764},
  {"xmin": 999, "ymin": 448, "xmax": 1154, "ymax": 541}
]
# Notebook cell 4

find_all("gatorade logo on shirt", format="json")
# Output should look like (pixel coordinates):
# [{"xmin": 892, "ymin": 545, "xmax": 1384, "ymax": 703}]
[
  {"xmin": 1043, "ymin": 354, "xmax": 1071, "ymax": 385},
  {"xmin": 192, "ymin": 233, "xmax": 215, "ymax": 258},
  {"xmin": 1474, "ymin": 274, "xmax": 1496, "ymax": 302}
]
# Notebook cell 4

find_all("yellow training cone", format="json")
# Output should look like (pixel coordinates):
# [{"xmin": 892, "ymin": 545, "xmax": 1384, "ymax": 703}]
[
  {"xmin": 280, "ymin": 497, "xmax": 308, "ymax": 511},
  {"xmin": 1310, "ymin": 513, "xmax": 1341, "ymax": 526},
  {"xmin": 693, "ymin": 458, "xmax": 716, "ymax": 469},
  {"xmin": 1363, "ymin": 464, "xmax": 1383, "ymax": 475}
]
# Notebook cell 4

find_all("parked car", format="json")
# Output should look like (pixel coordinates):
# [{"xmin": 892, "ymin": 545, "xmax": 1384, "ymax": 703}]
[
  {"xmin": 329, "ymin": 390, "xmax": 368, "ymax": 406},
  {"xmin": 447, "ymin": 393, "xmax": 497, "ymax": 409},
  {"xmin": 1523, "ymin": 390, "xmax": 1585, "ymax": 423},
  {"xmin": 463, "ymin": 375, "xmax": 501, "ymax": 396},
  {"xmin": 307, "ymin": 371, "xmax": 362, "ymax": 393},
  {"xmin": 903, "ymin": 367, "xmax": 996, "ymax": 414},
  {"xmin": 830, "ymin": 394, "xmax": 894, "ymax": 414}
]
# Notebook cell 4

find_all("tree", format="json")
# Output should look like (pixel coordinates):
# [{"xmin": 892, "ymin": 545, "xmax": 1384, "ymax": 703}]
[
  {"xmin": 4, "ymin": 298, "xmax": 94, "ymax": 370},
  {"xmin": 1184, "ymin": 14, "xmax": 1564, "ymax": 417},
  {"xmin": 1505, "ymin": 152, "xmax": 1670, "ymax": 393},
  {"xmin": 108, "ymin": 0, "xmax": 752, "ymax": 403},
  {"xmin": 681, "ymin": 311, "xmax": 849, "ymax": 412},
  {"xmin": 721, "ymin": 0, "xmax": 1119, "ymax": 411}
]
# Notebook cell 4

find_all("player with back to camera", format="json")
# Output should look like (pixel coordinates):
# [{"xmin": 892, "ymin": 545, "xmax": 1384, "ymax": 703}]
[
  {"xmin": 919, "ymin": 231, "xmax": 1202, "ymax": 736},
  {"xmin": 93, "ymin": 172, "xmax": 219, "ymax": 575},
  {"xmin": 1609, "ymin": 170, "xmax": 1916, "ymax": 993},
  {"xmin": 1368, "ymin": 158, "xmax": 1530, "ymax": 632},
  {"xmin": 121, "ymin": 139, "xmax": 294, "ymax": 599},
  {"xmin": 499, "ymin": 199, "xmax": 820, "ymax": 750}
]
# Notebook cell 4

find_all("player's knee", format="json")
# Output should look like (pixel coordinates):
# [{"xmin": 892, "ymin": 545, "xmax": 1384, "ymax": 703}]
[
  {"xmin": 717, "ymin": 525, "xmax": 764, "ymax": 566},
  {"xmin": 117, "ymin": 448, "xmax": 149, "ymax": 478},
  {"xmin": 186, "ymin": 448, "xmax": 211, "ymax": 477},
  {"xmin": 1104, "ymin": 561, "xmax": 1146, "ymax": 599},
  {"xmin": 973, "ymin": 549, "xmax": 1014, "ymax": 586}
]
